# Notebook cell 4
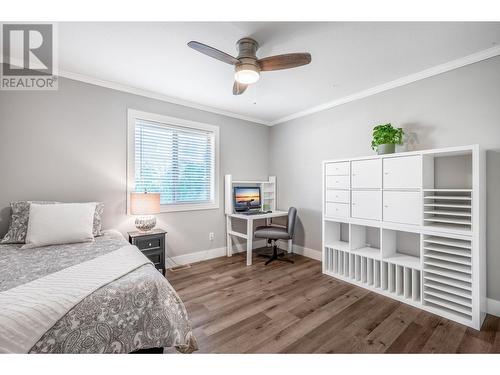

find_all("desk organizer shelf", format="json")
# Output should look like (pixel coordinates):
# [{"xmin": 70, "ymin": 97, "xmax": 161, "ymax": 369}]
[
  {"xmin": 322, "ymin": 145, "xmax": 485, "ymax": 329},
  {"xmin": 224, "ymin": 175, "xmax": 277, "ymax": 214}
]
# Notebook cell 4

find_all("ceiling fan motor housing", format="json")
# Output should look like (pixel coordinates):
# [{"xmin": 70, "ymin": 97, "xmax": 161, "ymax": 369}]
[{"xmin": 236, "ymin": 38, "xmax": 259, "ymax": 59}]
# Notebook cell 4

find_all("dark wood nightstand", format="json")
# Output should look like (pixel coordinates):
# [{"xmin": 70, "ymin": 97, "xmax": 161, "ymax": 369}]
[{"xmin": 128, "ymin": 228, "xmax": 167, "ymax": 275}]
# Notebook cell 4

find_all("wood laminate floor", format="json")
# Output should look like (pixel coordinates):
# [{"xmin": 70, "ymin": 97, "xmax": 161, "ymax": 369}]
[{"xmin": 166, "ymin": 250, "xmax": 500, "ymax": 353}]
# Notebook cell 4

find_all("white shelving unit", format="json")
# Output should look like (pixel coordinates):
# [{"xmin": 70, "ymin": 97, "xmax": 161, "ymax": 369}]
[
  {"xmin": 322, "ymin": 145, "xmax": 485, "ymax": 329},
  {"xmin": 224, "ymin": 175, "xmax": 276, "ymax": 214}
]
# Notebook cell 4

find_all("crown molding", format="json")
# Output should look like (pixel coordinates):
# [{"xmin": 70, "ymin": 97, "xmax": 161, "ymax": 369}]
[
  {"xmin": 0, "ymin": 54, "xmax": 271, "ymax": 125},
  {"xmin": 56, "ymin": 69, "xmax": 272, "ymax": 126},
  {"xmin": 269, "ymin": 45, "xmax": 500, "ymax": 125}
]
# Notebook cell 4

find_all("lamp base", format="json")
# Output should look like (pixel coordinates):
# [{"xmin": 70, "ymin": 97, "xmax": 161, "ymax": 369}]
[{"xmin": 135, "ymin": 215, "xmax": 157, "ymax": 232}]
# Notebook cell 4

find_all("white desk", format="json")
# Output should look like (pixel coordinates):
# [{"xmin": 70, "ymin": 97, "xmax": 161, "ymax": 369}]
[{"xmin": 226, "ymin": 210, "xmax": 291, "ymax": 266}]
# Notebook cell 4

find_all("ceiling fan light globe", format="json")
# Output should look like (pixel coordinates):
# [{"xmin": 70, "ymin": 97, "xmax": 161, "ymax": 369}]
[
  {"xmin": 234, "ymin": 70, "xmax": 259, "ymax": 84},
  {"xmin": 234, "ymin": 64, "xmax": 260, "ymax": 84}
]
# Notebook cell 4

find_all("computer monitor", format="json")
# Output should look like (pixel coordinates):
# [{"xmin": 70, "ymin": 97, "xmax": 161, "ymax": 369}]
[{"xmin": 233, "ymin": 186, "xmax": 261, "ymax": 212}]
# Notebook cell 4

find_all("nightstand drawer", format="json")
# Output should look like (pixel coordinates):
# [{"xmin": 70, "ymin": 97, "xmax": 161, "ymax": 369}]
[
  {"xmin": 136, "ymin": 237, "xmax": 162, "ymax": 250},
  {"xmin": 142, "ymin": 248, "xmax": 163, "ymax": 265},
  {"xmin": 128, "ymin": 229, "xmax": 167, "ymax": 276}
]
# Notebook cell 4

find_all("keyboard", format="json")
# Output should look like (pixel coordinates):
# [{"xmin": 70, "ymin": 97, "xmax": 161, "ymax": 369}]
[{"xmin": 241, "ymin": 210, "xmax": 271, "ymax": 215}]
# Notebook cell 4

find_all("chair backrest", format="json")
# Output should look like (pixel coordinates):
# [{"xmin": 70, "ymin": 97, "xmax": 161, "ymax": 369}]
[{"xmin": 287, "ymin": 207, "xmax": 297, "ymax": 238}]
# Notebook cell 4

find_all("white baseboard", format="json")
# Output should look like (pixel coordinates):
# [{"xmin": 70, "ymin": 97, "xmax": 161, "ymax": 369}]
[
  {"xmin": 165, "ymin": 246, "xmax": 227, "ymax": 268},
  {"xmin": 164, "ymin": 240, "xmax": 322, "ymax": 268},
  {"xmin": 487, "ymin": 298, "xmax": 500, "ymax": 318},
  {"xmin": 293, "ymin": 246, "xmax": 322, "ymax": 261},
  {"xmin": 165, "ymin": 239, "xmax": 267, "ymax": 268},
  {"xmin": 275, "ymin": 241, "xmax": 322, "ymax": 261}
]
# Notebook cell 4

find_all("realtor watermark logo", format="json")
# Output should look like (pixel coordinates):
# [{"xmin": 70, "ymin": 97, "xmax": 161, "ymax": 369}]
[{"xmin": 1, "ymin": 23, "xmax": 58, "ymax": 90}]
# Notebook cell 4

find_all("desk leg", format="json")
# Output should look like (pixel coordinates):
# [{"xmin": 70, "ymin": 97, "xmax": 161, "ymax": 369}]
[
  {"xmin": 226, "ymin": 216, "xmax": 232, "ymax": 257},
  {"xmin": 246, "ymin": 219, "xmax": 253, "ymax": 266}
]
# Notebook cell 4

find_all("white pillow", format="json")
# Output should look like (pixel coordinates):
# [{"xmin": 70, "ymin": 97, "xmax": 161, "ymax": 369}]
[{"xmin": 22, "ymin": 203, "xmax": 97, "ymax": 249}]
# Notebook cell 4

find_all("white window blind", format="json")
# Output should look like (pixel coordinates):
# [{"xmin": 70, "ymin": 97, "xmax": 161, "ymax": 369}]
[{"xmin": 133, "ymin": 118, "xmax": 216, "ymax": 207}]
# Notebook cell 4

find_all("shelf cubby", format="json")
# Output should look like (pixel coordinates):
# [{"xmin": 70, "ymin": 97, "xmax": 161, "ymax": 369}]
[
  {"xmin": 382, "ymin": 229, "xmax": 421, "ymax": 269},
  {"xmin": 327, "ymin": 248, "xmax": 385, "ymax": 294},
  {"xmin": 422, "ymin": 151, "xmax": 473, "ymax": 234},
  {"xmin": 350, "ymin": 224, "xmax": 381, "ymax": 259},
  {"xmin": 324, "ymin": 221, "xmax": 350, "ymax": 251},
  {"xmin": 355, "ymin": 255, "xmax": 361, "ymax": 281},
  {"xmin": 325, "ymin": 248, "xmax": 352, "ymax": 278},
  {"xmin": 381, "ymin": 261, "xmax": 421, "ymax": 302},
  {"xmin": 423, "ymin": 151, "xmax": 472, "ymax": 190}
]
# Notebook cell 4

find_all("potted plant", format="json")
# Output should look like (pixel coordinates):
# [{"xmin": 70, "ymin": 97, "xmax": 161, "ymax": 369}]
[{"xmin": 371, "ymin": 123, "xmax": 404, "ymax": 155}]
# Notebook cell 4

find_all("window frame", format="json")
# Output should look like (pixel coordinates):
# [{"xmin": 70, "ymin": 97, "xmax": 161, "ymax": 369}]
[{"xmin": 127, "ymin": 109, "xmax": 220, "ymax": 213}]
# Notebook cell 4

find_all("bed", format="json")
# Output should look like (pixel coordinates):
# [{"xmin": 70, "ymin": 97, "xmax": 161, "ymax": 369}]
[{"xmin": 0, "ymin": 229, "xmax": 198, "ymax": 354}]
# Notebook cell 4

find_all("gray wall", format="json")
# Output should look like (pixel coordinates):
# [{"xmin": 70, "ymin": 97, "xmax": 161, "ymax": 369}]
[
  {"xmin": 0, "ymin": 76, "xmax": 269, "ymax": 257},
  {"xmin": 1, "ymin": 57, "xmax": 499, "ymax": 299},
  {"xmin": 269, "ymin": 56, "xmax": 500, "ymax": 300}
]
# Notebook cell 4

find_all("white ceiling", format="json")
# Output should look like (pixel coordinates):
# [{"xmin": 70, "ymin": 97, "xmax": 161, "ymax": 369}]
[{"xmin": 58, "ymin": 22, "xmax": 500, "ymax": 124}]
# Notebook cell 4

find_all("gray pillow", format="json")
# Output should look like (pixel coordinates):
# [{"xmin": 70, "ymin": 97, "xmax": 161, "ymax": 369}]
[
  {"xmin": 0, "ymin": 201, "xmax": 104, "ymax": 244},
  {"xmin": 92, "ymin": 202, "xmax": 104, "ymax": 237}
]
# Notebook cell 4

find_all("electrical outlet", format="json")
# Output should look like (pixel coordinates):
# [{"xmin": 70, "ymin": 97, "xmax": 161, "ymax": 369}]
[{"xmin": 209, "ymin": 232, "xmax": 215, "ymax": 241}]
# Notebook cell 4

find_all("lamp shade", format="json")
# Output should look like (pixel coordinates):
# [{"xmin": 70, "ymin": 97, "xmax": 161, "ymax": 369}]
[{"xmin": 130, "ymin": 192, "xmax": 160, "ymax": 215}]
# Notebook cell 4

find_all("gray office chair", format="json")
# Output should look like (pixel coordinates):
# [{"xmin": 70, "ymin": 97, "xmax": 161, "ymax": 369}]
[{"xmin": 254, "ymin": 207, "xmax": 297, "ymax": 265}]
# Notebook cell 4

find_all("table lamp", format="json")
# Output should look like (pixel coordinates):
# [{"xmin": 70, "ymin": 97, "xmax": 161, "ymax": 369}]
[{"xmin": 130, "ymin": 192, "xmax": 160, "ymax": 232}]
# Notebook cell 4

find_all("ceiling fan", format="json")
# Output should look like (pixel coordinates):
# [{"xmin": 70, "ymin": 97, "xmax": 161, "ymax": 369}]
[{"xmin": 187, "ymin": 37, "xmax": 311, "ymax": 95}]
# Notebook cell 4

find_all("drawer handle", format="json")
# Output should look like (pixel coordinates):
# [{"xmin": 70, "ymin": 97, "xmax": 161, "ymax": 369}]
[{"xmin": 148, "ymin": 242, "xmax": 152, "ymax": 247}]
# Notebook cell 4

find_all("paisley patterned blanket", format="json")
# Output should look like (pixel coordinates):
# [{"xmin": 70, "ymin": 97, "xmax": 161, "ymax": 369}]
[{"xmin": 0, "ymin": 230, "xmax": 198, "ymax": 353}]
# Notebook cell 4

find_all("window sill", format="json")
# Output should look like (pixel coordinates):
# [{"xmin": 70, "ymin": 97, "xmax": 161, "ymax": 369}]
[{"xmin": 159, "ymin": 202, "xmax": 219, "ymax": 213}]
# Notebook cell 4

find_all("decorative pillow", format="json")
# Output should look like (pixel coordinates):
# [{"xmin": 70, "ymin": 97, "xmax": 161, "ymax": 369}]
[
  {"xmin": 1, "ymin": 201, "xmax": 104, "ymax": 244},
  {"xmin": 22, "ymin": 203, "xmax": 96, "ymax": 249},
  {"xmin": 93, "ymin": 202, "xmax": 104, "ymax": 237},
  {"xmin": 0, "ymin": 201, "xmax": 56, "ymax": 244}
]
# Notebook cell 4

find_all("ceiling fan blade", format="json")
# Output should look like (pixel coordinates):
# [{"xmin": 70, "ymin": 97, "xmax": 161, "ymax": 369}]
[
  {"xmin": 188, "ymin": 41, "xmax": 239, "ymax": 65},
  {"xmin": 258, "ymin": 53, "xmax": 311, "ymax": 71},
  {"xmin": 233, "ymin": 81, "xmax": 247, "ymax": 95}
]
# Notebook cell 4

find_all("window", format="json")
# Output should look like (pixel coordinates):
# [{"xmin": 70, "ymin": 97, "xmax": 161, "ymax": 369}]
[{"xmin": 127, "ymin": 110, "xmax": 219, "ymax": 212}]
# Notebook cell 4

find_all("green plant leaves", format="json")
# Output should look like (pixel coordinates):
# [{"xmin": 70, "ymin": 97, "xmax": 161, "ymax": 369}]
[{"xmin": 371, "ymin": 123, "xmax": 404, "ymax": 150}]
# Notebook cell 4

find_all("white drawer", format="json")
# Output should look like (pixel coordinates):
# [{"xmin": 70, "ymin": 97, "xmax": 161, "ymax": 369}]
[
  {"xmin": 351, "ymin": 190, "xmax": 382, "ymax": 220},
  {"xmin": 325, "ymin": 202, "xmax": 350, "ymax": 218},
  {"xmin": 326, "ymin": 175, "xmax": 350, "ymax": 189},
  {"xmin": 383, "ymin": 191, "xmax": 421, "ymax": 225},
  {"xmin": 326, "ymin": 189, "xmax": 350, "ymax": 203},
  {"xmin": 326, "ymin": 162, "xmax": 349, "ymax": 176}
]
